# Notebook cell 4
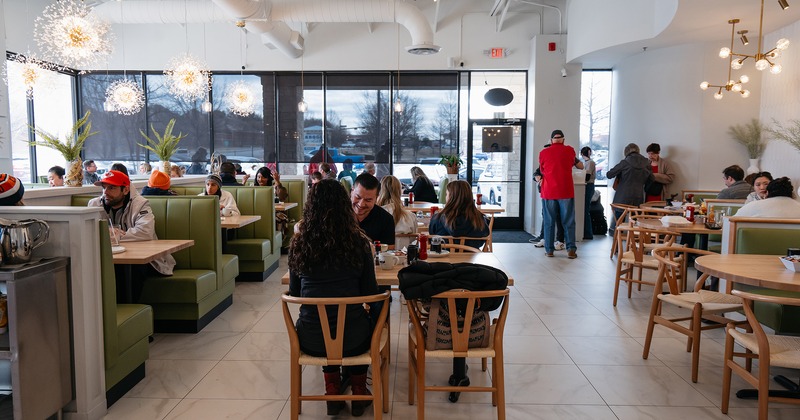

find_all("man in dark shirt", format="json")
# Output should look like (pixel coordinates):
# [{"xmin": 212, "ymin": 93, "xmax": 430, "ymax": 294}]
[
  {"xmin": 219, "ymin": 162, "xmax": 249, "ymax": 186},
  {"xmin": 351, "ymin": 173, "xmax": 395, "ymax": 246}
]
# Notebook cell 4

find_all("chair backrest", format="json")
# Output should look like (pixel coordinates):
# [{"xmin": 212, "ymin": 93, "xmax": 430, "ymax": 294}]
[
  {"xmin": 442, "ymin": 243, "xmax": 480, "ymax": 253},
  {"xmin": 281, "ymin": 291, "xmax": 390, "ymax": 364},
  {"xmin": 340, "ymin": 177, "xmax": 352, "ymax": 195},
  {"xmin": 733, "ymin": 289, "xmax": 800, "ymax": 345},
  {"xmin": 653, "ymin": 246, "xmax": 716, "ymax": 294},
  {"xmin": 617, "ymin": 225, "xmax": 677, "ymax": 261},
  {"xmin": 434, "ymin": 235, "xmax": 492, "ymax": 252},
  {"xmin": 723, "ymin": 217, "xmax": 800, "ymax": 255},
  {"xmin": 407, "ymin": 288, "xmax": 510, "ymax": 356},
  {"xmin": 610, "ymin": 203, "xmax": 638, "ymax": 225}
]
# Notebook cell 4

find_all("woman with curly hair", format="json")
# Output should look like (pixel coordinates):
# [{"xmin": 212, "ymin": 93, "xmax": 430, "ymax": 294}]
[
  {"xmin": 253, "ymin": 166, "xmax": 288, "ymax": 202},
  {"xmin": 429, "ymin": 180, "xmax": 489, "ymax": 249},
  {"xmin": 378, "ymin": 175, "xmax": 417, "ymax": 249},
  {"xmin": 288, "ymin": 179, "xmax": 379, "ymax": 416}
]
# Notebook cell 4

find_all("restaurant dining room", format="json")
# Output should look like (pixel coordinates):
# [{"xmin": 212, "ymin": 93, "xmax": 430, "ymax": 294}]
[{"xmin": 2, "ymin": 0, "xmax": 800, "ymax": 419}]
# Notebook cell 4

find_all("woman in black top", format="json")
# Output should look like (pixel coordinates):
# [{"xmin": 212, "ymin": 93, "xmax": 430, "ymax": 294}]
[
  {"xmin": 428, "ymin": 180, "xmax": 490, "ymax": 249},
  {"xmin": 254, "ymin": 166, "xmax": 289, "ymax": 202},
  {"xmin": 288, "ymin": 179, "xmax": 379, "ymax": 416},
  {"xmin": 404, "ymin": 166, "xmax": 438, "ymax": 202}
]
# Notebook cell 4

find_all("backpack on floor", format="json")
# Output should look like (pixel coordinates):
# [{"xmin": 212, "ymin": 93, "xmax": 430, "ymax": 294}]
[{"xmin": 591, "ymin": 210, "xmax": 608, "ymax": 235}]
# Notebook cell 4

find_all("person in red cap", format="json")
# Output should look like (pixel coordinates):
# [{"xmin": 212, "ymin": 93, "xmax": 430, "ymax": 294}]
[
  {"xmin": 88, "ymin": 170, "xmax": 176, "ymax": 281},
  {"xmin": 142, "ymin": 170, "xmax": 176, "ymax": 196}
]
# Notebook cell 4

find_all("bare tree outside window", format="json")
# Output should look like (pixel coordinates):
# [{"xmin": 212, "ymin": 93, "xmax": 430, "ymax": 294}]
[{"xmin": 580, "ymin": 71, "xmax": 612, "ymax": 181}]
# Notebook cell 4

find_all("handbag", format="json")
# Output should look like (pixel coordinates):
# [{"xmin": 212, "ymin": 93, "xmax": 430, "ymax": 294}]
[
  {"xmin": 424, "ymin": 298, "xmax": 490, "ymax": 350},
  {"xmin": 644, "ymin": 179, "xmax": 664, "ymax": 196}
]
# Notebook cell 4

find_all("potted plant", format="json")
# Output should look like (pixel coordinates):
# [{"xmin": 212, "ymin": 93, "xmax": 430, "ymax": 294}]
[
  {"xmin": 138, "ymin": 118, "xmax": 187, "ymax": 174},
  {"xmin": 439, "ymin": 154, "xmax": 462, "ymax": 181},
  {"xmin": 30, "ymin": 111, "xmax": 97, "ymax": 187},
  {"xmin": 728, "ymin": 118, "xmax": 768, "ymax": 174}
]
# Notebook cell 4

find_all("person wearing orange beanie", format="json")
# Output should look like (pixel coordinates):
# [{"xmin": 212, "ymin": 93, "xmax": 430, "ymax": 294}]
[{"xmin": 141, "ymin": 170, "xmax": 176, "ymax": 196}]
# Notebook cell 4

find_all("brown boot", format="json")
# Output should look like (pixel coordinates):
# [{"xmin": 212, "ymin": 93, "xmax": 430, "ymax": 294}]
[
  {"xmin": 350, "ymin": 373, "xmax": 372, "ymax": 417},
  {"xmin": 323, "ymin": 372, "xmax": 345, "ymax": 416}
]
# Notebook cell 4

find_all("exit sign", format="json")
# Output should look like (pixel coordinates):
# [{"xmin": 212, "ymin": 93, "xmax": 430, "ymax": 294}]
[{"xmin": 490, "ymin": 48, "xmax": 505, "ymax": 58}]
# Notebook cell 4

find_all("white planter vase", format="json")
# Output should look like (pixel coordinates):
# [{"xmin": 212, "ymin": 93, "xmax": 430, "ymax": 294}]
[
  {"xmin": 746, "ymin": 158, "xmax": 759, "ymax": 175},
  {"xmin": 446, "ymin": 173, "xmax": 458, "ymax": 181}
]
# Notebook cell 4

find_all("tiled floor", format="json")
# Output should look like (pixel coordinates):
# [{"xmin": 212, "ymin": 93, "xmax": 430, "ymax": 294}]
[{"xmin": 104, "ymin": 236, "xmax": 800, "ymax": 419}]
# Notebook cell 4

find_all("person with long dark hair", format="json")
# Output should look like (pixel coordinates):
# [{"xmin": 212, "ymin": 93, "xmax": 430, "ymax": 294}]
[
  {"xmin": 429, "ymin": 180, "xmax": 489, "ymax": 249},
  {"xmin": 253, "ymin": 166, "xmax": 288, "ymax": 202},
  {"xmin": 736, "ymin": 177, "xmax": 800, "ymax": 218},
  {"xmin": 404, "ymin": 166, "xmax": 438, "ymax": 202},
  {"xmin": 288, "ymin": 179, "xmax": 379, "ymax": 416}
]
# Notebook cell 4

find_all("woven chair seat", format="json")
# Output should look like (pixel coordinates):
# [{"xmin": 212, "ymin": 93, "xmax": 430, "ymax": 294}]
[
  {"xmin": 299, "ymin": 328, "xmax": 389, "ymax": 366},
  {"xmin": 729, "ymin": 329, "xmax": 800, "ymax": 369},
  {"xmin": 620, "ymin": 252, "xmax": 660, "ymax": 268},
  {"xmin": 658, "ymin": 290, "xmax": 742, "ymax": 313}
]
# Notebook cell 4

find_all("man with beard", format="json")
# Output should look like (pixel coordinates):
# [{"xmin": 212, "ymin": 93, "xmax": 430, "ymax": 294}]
[{"xmin": 351, "ymin": 173, "xmax": 395, "ymax": 247}]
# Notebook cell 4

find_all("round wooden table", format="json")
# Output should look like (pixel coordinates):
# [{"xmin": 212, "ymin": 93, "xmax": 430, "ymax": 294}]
[{"xmin": 694, "ymin": 254, "xmax": 800, "ymax": 292}]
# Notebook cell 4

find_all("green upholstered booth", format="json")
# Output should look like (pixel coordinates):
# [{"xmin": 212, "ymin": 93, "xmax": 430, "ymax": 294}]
[
  {"xmin": 279, "ymin": 179, "xmax": 308, "ymax": 247},
  {"xmin": 438, "ymin": 176, "xmax": 449, "ymax": 204},
  {"xmin": 98, "ymin": 220, "xmax": 153, "ymax": 406},
  {"xmin": 725, "ymin": 217, "xmax": 800, "ymax": 335},
  {"xmin": 144, "ymin": 196, "xmax": 237, "ymax": 332},
  {"xmin": 223, "ymin": 186, "xmax": 281, "ymax": 281}
]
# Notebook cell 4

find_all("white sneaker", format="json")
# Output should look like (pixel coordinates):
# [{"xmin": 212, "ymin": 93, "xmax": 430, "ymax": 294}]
[
  {"xmin": 533, "ymin": 239, "xmax": 545, "ymax": 248},
  {"xmin": 554, "ymin": 241, "xmax": 566, "ymax": 250}
]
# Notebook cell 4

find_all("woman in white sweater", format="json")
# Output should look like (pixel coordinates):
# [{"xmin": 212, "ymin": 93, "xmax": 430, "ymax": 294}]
[
  {"xmin": 199, "ymin": 174, "xmax": 240, "ymax": 216},
  {"xmin": 378, "ymin": 175, "xmax": 417, "ymax": 249}
]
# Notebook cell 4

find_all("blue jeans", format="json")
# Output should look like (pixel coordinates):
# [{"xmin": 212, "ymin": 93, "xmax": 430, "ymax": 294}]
[{"xmin": 543, "ymin": 198, "xmax": 577, "ymax": 253}]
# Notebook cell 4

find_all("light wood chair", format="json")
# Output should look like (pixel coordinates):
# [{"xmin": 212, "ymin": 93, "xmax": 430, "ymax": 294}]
[
  {"xmin": 442, "ymin": 243, "xmax": 480, "ymax": 253},
  {"xmin": 406, "ymin": 288, "xmax": 510, "ymax": 420},
  {"xmin": 434, "ymin": 235, "xmax": 493, "ymax": 252},
  {"xmin": 281, "ymin": 291, "xmax": 391, "ymax": 420},
  {"xmin": 609, "ymin": 203, "xmax": 638, "ymax": 259},
  {"xmin": 613, "ymin": 225, "xmax": 680, "ymax": 306},
  {"xmin": 722, "ymin": 290, "xmax": 800, "ymax": 420},
  {"xmin": 644, "ymin": 247, "xmax": 746, "ymax": 383}
]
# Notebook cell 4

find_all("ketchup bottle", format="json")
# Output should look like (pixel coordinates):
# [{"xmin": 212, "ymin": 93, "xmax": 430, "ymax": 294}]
[
  {"xmin": 408, "ymin": 192, "xmax": 414, "ymax": 204},
  {"xmin": 418, "ymin": 233, "xmax": 428, "ymax": 260},
  {"xmin": 685, "ymin": 204, "xmax": 695, "ymax": 222}
]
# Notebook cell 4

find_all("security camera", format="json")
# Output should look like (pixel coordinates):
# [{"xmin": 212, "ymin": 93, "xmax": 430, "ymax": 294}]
[
  {"xmin": 459, "ymin": 61, "xmax": 465, "ymax": 68},
  {"xmin": 561, "ymin": 67, "xmax": 567, "ymax": 77}
]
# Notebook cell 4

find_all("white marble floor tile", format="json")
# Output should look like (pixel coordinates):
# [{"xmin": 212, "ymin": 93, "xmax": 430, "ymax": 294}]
[
  {"xmin": 201, "ymin": 309, "xmax": 266, "ymax": 332},
  {"xmin": 186, "ymin": 360, "xmax": 291, "ymax": 400},
  {"xmin": 726, "ymin": 407, "xmax": 800, "ymax": 420},
  {"xmin": 252, "ymin": 309, "xmax": 292, "ymax": 333},
  {"xmin": 608, "ymin": 314, "xmax": 689, "ymax": 340},
  {"xmin": 504, "ymin": 335, "xmax": 574, "ymax": 365},
  {"xmin": 557, "ymin": 336, "xmax": 664, "ymax": 366},
  {"xmin": 229, "ymin": 292, "xmax": 284, "ymax": 312},
  {"xmin": 149, "ymin": 331, "xmax": 245, "ymax": 360},
  {"xmin": 633, "ymin": 336, "xmax": 727, "ymax": 368},
  {"xmin": 526, "ymin": 296, "xmax": 603, "ymax": 315},
  {"xmin": 538, "ymin": 314, "xmax": 629, "ymax": 337},
  {"xmin": 224, "ymin": 332, "xmax": 292, "ymax": 361},
  {"xmin": 506, "ymin": 404, "xmax": 619, "ymax": 420},
  {"xmin": 124, "ymin": 360, "xmax": 218, "ymax": 399},
  {"xmin": 503, "ymin": 364, "xmax": 605, "ymax": 405},
  {"xmin": 610, "ymin": 405, "xmax": 733, "ymax": 420},
  {"xmin": 581, "ymin": 365, "xmax": 715, "ymax": 406},
  {"xmin": 164, "ymin": 399, "xmax": 287, "ymax": 420},
  {"xmin": 104, "ymin": 397, "xmax": 181, "ymax": 420}
]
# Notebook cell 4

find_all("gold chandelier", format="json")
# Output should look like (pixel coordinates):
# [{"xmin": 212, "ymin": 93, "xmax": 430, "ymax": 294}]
[
  {"xmin": 700, "ymin": 19, "xmax": 752, "ymax": 99},
  {"xmin": 725, "ymin": 0, "xmax": 790, "ymax": 74},
  {"xmin": 34, "ymin": 0, "xmax": 114, "ymax": 69}
]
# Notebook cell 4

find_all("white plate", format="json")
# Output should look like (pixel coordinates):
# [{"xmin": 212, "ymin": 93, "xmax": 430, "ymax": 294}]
[
  {"xmin": 427, "ymin": 250, "xmax": 450, "ymax": 258},
  {"xmin": 112, "ymin": 246, "xmax": 126, "ymax": 254}
]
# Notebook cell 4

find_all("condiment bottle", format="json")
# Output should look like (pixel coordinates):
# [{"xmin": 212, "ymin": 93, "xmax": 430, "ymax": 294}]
[
  {"xmin": 408, "ymin": 192, "xmax": 414, "ymax": 204},
  {"xmin": 685, "ymin": 204, "xmax": 695, "ymax": 222},
  {"xmin": 418, "ymin": 233, "xmax": 428, "ymax": 260}
]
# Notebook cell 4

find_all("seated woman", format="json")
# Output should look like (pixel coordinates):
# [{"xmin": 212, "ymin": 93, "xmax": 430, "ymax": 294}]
[
  {"xmin": 288, "ymin": 179, "xmax": 379, "ymax": 416},
  {"xmin": 253, "ymin": 166, "xmax": 289, "ymax": 202},
  {"xmin": 404, "ymin": 166, "xmax": 438, "ymax": 202},
  {"xmin": 736, "ymin": 177, "xmax": 800, "ymax": 218},
  {"xmin": 744, "ymin": 171, "xmax": 773, "ymax": 204},
  {"xmin": 429, "ymin": 180, "xmax": 490, "ymax": 249},
  {"xmin": 378, "ymin": 175, "xmax": 417, "ymax": 249},
  {"xmin": 198, "ymin": 174, "xmax": 240, "ymax": 216}
]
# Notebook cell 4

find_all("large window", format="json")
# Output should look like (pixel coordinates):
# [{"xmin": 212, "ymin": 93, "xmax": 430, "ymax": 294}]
[
  {"xmin": 580, "ymin": 71, "xmax": 612, "ymax": 181},
  {"xmin": 212, "ymin": 74, "xmax": 266, "ymax": 173}
]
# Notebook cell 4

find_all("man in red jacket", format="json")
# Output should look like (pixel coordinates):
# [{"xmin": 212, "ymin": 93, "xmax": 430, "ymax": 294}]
[{"xmin": 539, "ymin": 130, "xmax": 583, "ymax": 258}]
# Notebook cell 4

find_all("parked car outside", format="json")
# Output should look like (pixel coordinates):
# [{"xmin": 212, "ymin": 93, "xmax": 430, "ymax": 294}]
[{"xmin": 476, "ymin": 162, "xmax": 504, "ymax": 205}]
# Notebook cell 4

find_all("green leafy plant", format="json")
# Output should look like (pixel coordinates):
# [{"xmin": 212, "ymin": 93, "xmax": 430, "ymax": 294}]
[
  {"xmin": 138, "ymin": 118, "xmax": 187, "ymax": 161},
  {"xmin": 439, "ymin": 154, "xmax": 463, "ymax": 174},
  {"xmin": 30, "ymin": 111, "xmax": 97, "ymax": 161},
  {"xmin": 767, "ymin": 118, "xmax": 800, "ymax": 152},
  {"xmin": 728, "ymin": 118, "xmax": 767, "ymax": 159}
]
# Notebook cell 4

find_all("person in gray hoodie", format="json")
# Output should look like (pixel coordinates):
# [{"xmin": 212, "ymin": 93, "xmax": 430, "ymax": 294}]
[{"xmin": 606, "ymin": 143, "xmax": 654, "ymax": 225}]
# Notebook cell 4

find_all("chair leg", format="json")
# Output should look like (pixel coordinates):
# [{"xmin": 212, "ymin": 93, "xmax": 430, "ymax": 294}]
[
  {"xmin": 721, "ymin": 330, "xmax": 734, "ymax": 414},
  {"xmin": 417, "ymin": 357, "xmax": 426, "ymax": 420},
  {"xmin": 642, "ymin": 301, "xmax": 660, "ymax": 360},
  {"xmin": 291, "ymin": 363, "xmax": 301, "ymax": 419},
  {"xmin": 382, "ymin": 352, "xmax": 389, "ymax": 413},
  {"xmin": 690, "ymin": 305, "xmax": 702, "ymax": 383},
  {"xmin": 482, "ymin": 357, "xmax": 487, "ymax": 372},
  {"xmin": 494, "ymin": 356, "xmax": 506, "ymax": 420},
  {"xmin": 408, "ymin": 340, "xmax": 416, "ymax": 405}
]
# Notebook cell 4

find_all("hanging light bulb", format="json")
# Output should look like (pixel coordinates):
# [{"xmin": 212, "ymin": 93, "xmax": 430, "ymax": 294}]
[
  {"xmin": 732, "ymin": 83, "xmax": 743, "ymax": 92},
  {"xmin": 3, "ymin": 52, "xmax": 55, "ymax": 98},
  {"xmin": 298, "ymin": 99, "xmax": 308, "ymax": 113},
  {"xmin": 699, "ymin": 81, "xmax": 710, "ymax": 90},
  {"xmin": 719, "ymin": 47, "xmax": 731, "ymax": 58},
  {"xmin": 103, "ymin": 100, "xmax": 115, "ymax": 112},
  {"xmin": 34, "ymin": 0, "xmax": 114, "ymax": 69},
  {"xmin": 777, "ymin": 38, "xmax": 790, "ymax": 50},
  {"xmin": 770, "ymin": 63, "xmax": 783, "ymax": 74},
  {"xmin": 714, "ymin": 91, "xmax": 724, "ymax": 100},
  {"xmin": 740, "ymin": 74, "xmax": 750, "ymax": 83},
  {"xmin": 741, "ymin": 89, "xmax": 751, "ymax": 98},
  {"xmin": 394, "ymin": 99, "xmax": 404, "ymax": 113},
  {"xmin": 755, "ymin": 58, "xmax": 770, "ymax": 71},
  {"xmin": 731, "ymin": 59, "xmax": 743, "ymax": 70},
  {"xmin": 105, "ymin": 79, "xmax": 144, "ymax": 115}
]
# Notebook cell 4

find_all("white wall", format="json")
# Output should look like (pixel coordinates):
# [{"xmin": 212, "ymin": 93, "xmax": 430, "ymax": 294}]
[{"xmin": 609, "ymin": 41, "xmax": 763, "ymax": 197}]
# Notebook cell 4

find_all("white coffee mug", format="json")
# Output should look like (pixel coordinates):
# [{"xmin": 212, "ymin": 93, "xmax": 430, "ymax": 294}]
[
  {"xmin": 221, "ymin": 208, "xmax": 233, "ymax": 217},
  {"xmin": 379, "ymin": 252, "xmax": 400, "ymax": 270}
]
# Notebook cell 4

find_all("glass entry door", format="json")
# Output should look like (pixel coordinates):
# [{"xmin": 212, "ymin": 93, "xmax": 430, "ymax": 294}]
[{"xmin": 463, "ymin": 119, "xmax": 525, "ymax": 229}]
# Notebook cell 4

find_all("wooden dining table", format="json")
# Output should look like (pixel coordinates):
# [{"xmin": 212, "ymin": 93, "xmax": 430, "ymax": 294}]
[
  {"xmin": 635, "ymin": 218, "xmax": 720, "ymax": 250},
  {"xmin": 275, "ymin": 202, "xmax": 298, "ymax": 212},
  {"xmin": 281, "ymin": 252, "xmax": 515, "ymax": 286},
  {"xmin": 113, "ymin": 239, "xmax": 195, "ymax": 301},
  {"xmin": 220, "ymin": 214, "xmax": 261, "ymax": 229}
]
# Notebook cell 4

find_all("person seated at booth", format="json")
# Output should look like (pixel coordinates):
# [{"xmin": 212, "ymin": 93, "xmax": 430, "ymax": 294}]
[
  {"xmin": 310, "ymin": 171, "xmax": 323, "ymax": 185},
  {"xmin": 48, "ymin": 166, "xmax": 65, "ymax": 187},
  {"xmin": 429, "ymin": 180, "xmax": 489, "ymax": 250},
  {"xmin": 0, "ymin": 174, "xmax": 25, "ymax": 206},
  {"xmin": 403, "ymin": 166, "xmax": 438, "ymax": 202},
  {"xmin": 319, "ymin": 162, "xmax": 337, "ymax": 180},
  {"xmin": 744, "ymin": 171, "xmax": 773, "ymax": 204},
  {"xmin": 736, "ymin": 177, "xmax": 800, "ymax": 218},
  {"xmin": 338, "ymin": 158, "xmax": 357, "ymax": 186},
  {"xmin": 169, "ymin": 165, "xmax": 184, "ymax": 178},
  {"xmin": 254, "ymin": 166, "xmax": 288, "ymax": 202},
  {"xmin": 219, "ymin": 162, "xmax": 248, "ymax": 186},
  {"xmin": 82, "ymin": 160, "xmax": 100, "ymax": 185},
  {"xmin": 717, "ymin": 164, "xmax": 753, "ymax": 199},
  {"xmin": 199, "ymin": 174, "xmax": 240, "ymax": 217},
  {"xmin": 141, "ymin": 170, "xmax": 176, "ymax": 196}
]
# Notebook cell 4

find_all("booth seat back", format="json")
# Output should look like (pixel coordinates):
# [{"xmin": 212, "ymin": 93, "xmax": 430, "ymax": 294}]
[
  {"xmin": 281, "ymin": 179, "xmax": 308, "ymax": 247},
  {"xmin": 146, "ymin": 196, "xmax": 221, "ymax": 274},
  {"xmin": 723, "ymin": 216, "xmax": 800, "ymax": 335},
  {"xmin": 71, "ymin": 194, "xmax": 96, "ymax": 207},
  {"xmin": 98, "ymin": 220, "xmax": 153, "ymax": 399},
  {"xmin": 682, "ymin": 190, "xmax": 720, "ymax": 205},
  {"xmin": 170, "ymin": 186, "xmax": 205, "ymax": 196},
  {"xmin": 224, "ymin": 186, "xmax": 276, "ymax": 242},
  {"xmin": 706, "ymin": 200, "xmax": 746, "ymax": 249}
]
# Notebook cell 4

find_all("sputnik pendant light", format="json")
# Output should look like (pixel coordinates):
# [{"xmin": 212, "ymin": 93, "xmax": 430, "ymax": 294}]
[
  {"xmin": 226, "ymin": 25, "xmax": 256, "ymax": 117},
  {"xmin": 394, "ymin": 23, "xmax": 403, "ymax": 113},
  {"xmin": 4, "ymin": 1, "xmax": 54, "ymax": 98},
  {"xmin": 202, "ymin": 24, "xmax": 213, "ymax": 113},
  {"xmin": 105, "ymin": 0, "xmax": 144, "ymax": 115},
  {"xmin": 34, "ymin": 0, "xmax": 114, "ymax": 70},
  {"xmin": 298, "ymin": 46, "xmax": 308, "ymax": 113},
  {"xmin": 700, "ymin": 19, "xmax": 751, "ymax": 99},
  {"xmin": 164, "ymin": 0, "xmax": 212, "ymax": 102}
]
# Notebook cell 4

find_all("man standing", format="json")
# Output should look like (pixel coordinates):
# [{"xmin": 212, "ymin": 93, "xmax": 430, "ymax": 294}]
[
  {"xmin": 351, "ymin": 173, "xmax": 395, "ymax": 246},
  {"xmin": 82, "ymin": 160, "xmax": 100, "ymax": 185},
  {"xmin": 717, "ymin": 165, "xmax": 753, "ymax": 199},
  {"xmin": 539, "ymin": 130, "xmax": 583, "ymax": 259},
  {"xmin": 88, "ymin": 170, "xmax": 175, "ymax": 279}
]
